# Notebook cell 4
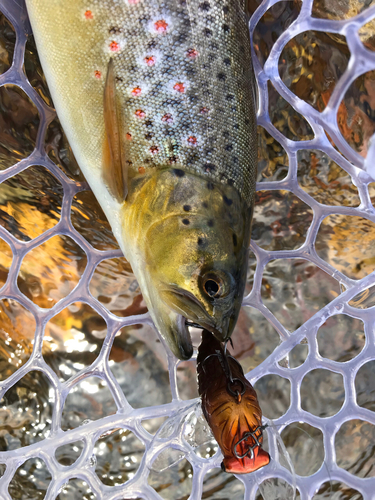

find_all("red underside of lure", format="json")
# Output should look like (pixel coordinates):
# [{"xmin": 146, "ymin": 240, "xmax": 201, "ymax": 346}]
[{"xmin": 197, "ymin": 330, "xmax": 270, "ymax": 474}]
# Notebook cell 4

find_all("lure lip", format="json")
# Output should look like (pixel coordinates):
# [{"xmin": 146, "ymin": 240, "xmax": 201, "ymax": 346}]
[{"xmin": 221, "ymin": 447, "xmax": 271, "ymax": 474}]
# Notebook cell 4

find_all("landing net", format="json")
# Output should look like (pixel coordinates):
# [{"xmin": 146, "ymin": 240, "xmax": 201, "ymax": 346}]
[{"xmin": 0, "ymin": 0, "xmax": 375, "ymax": 499}]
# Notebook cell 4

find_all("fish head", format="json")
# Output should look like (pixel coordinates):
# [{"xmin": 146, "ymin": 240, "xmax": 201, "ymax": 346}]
[{"xmin": 139, "ymin": 170, "xmax": 253, "ymax": 359}]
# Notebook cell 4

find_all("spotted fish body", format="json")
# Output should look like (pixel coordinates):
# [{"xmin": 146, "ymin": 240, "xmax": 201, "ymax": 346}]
[{"xmin": 26, "ymin": 0, "xmax": 257, "ymax": 359}]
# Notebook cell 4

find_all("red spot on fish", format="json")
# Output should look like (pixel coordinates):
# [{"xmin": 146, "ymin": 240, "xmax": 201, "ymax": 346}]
[
  {"xmin": 138, "ymin": 166, "xmax": 146, "ymax": 174},
  {"xmin": 135, "ymin": 109, "xmax": 146, "ymax": 118},
  {"xmin": 187, "ymin": 48, "xmax": 198, "ymax": 58},
  {"xmin": 188, "ymin": 136, "xmax": 197, "ymax": 145},
  {"xmin": 200, "ymin": 107, "xmax": 209, "ymax": 114},
  {"xmin": 132, "ymin": 86, "xmax": 142, "ymax": 96},
  {"xmin": 173, "ymin": 82, "xmax": 185, "ymax": 93},
  {"xmin": 94, "ymin": 70, "xmax": 102, "ymax": 79},
  {"xmin": 145, "ymin": 56, "xmax": 156, "ymax": 66},
  {"xmin": 84, "ymin": 10, "xmax": 93, "ymax": 19},
  {"xmin": 126, "ymin": 133, "xmax": 132, "ymax": 140},
  {"xmin": 150, "ymin": 146, "xmax": 159, "ymax": 154},
  {"xmin": 128, "ymin": 0, "xmax": 140, "ymax": 3},
  {"xmin": 109, "ymin": 41, "xmax": 120, "ymax": 52},
  {"xmin": 155, "ymin": 19, "xmax": 168, "ymax": 33},
  {"xmin": 162, "ymin": 113, "xmax": 173, "ymax": 123}
]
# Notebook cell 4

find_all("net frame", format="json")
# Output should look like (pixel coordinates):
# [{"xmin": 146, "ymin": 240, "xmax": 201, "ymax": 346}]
[{"xmin": 0, "ymin": 0, "xmax": 374, "ymax": 498}]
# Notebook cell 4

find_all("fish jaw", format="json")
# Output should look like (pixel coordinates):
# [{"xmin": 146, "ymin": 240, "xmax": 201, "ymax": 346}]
[{"xmin": 121, "ymin": 169, "xmax": 252, "ymax": 359}]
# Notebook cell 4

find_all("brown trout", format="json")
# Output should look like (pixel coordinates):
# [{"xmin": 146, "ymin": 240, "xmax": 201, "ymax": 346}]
[
  {"xmin": 197, "ymin": 330, "xmax": 270, "ymax": 473},
  {"xmin": 25, "ymin": 0, "xmax": 257, "ymax": 359}
]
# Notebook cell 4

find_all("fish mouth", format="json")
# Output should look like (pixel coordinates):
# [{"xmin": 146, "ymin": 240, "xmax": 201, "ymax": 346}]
[{"xmin": 159, "ymin": 284, "xmax": 230, "ymax": 342}]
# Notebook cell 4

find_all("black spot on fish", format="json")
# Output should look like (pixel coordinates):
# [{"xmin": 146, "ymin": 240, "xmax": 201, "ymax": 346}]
[
  {"xmin": 145, "ymin": 133, "xmax": 153, "ymax": 140},
  {"xmin": 202, "ymin": 201, "xmax": 209, "ymax": 208},
  {"xmin": 204, "ymin": 28, "xmax": 212, "ymax": 37},
  {"xmin": 199, "ymin": 1, "xmax": 211, "ymax": 10},
  {"xmin": 227, "ymin": 179, "xmax": 234, "ymax": 186},
  {"xmin": 223, "ymin": 24, "xmax": 230, "ymax": 33},
  {"xmin": 233, "ymin": 234, "xmax": 237, "ymax": 247},
  {"xmin": 145, "ymin": 120, "xmax": 153, "ymax": 127},
  {"xmin": 217, "ymin": 73, "xmax": 226, "ymax": 81},
  {"xmin": 169, "ymin": 99, "xmax": 182, "ymax": 106},
  {"xmin": 233, "ymin": 123, "xmax": 239, "ymax": 129},
  {"xmin": 175, "ymin": 33, "xmax": 187, "ymax": 43},
  {"xmin": 169, "ymin": 156, "xmax": 178, "ymax": 164},
  {"xmin": 147, "ymin": 39, "xmax": 157, "ymax": 49},
  {"xmin": 223, "ymin": 58, "xmax": 231, "ymax": 66},
  {"xmin": 182, "ymin": 218, "xmax": 190, "ymax": 225},
  {"xmin": 183, "ymin": 205, "xmax": 191, "ymax": 212},
  {"xmin": 225, "ymin": 144, "xmax": 233, "ymax": 151},
  {"xmin": 205, "ymin": 163, "xmax": 216, "ymax": 173},
  {"xmin": 198, "ymin": 237, "xmax": 203, "ymax": 246},
  {"xmin": 226, "ymin": 94, "xmax": 234, "ymax": 101},
  {"xmin": 206, "ymin": 182, "xmax": 214, "ymax": 190},
  {"xmin": 223, "ymin": 195, "xmax": 233, "ymax": 206},
  {"xmin": 109, "ymin": 26, "xmax": 123, "ymax": 34},
  {"xmin": 173, "ymin": 169, "xmax": 185, "ymax": 177},
  {"xmin": 223, "ymin": 5, "xmax": 229, "ymax": 14},
  {"xmin": 207, "ymin": 220, "xmax": 214, "ymax": 227},
  {"xmin": 115, "ymin": 76, "xmax": 123, "ymax": 83}
]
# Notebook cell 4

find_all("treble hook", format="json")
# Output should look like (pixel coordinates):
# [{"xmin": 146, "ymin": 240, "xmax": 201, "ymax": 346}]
[{"xmin": 233, "ymin": 425, "xmax": 268, "ymax": 459}]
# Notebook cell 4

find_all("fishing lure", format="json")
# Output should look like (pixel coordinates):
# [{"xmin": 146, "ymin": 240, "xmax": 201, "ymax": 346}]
[
  {"xmin": 25, "ymin": 0, "xmax": 257, "ymax": 359},
  {"xmin": 197, "ymin": 330, "xmax": 270, "ymax": 473}
]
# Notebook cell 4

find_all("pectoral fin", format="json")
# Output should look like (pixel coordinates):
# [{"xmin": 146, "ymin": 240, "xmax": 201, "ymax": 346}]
[{"xmin": 103, "ymin": 58, "xmax": 128, "ymax": 202}]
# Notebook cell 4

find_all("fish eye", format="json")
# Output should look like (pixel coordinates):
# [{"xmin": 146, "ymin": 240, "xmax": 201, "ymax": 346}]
[{"xmin": 202, "ymin": 272, "xmax": 224, "ymax": 298}]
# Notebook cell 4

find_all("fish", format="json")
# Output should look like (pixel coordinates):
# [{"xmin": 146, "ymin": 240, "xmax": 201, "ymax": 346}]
[
  {"xmin": 197, "ymin": 329, "xmax": 270, "ymax": 473},
  {"xmin": 25, "ymin": 0, "xmax": 257, "ymax": 359}
]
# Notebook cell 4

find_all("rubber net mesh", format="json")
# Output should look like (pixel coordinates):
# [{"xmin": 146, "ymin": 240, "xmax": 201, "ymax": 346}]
[{"xmin": 0, "ymin": 0, "xmax": 375, "ymax": 498}]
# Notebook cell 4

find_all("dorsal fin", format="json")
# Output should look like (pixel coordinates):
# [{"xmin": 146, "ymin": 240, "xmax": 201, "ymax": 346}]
[{"xmin": 103, "ymin": 58, "xmax": 128, "ymax": 202}]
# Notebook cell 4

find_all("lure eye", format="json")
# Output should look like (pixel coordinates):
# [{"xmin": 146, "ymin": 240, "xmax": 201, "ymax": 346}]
[{"xmin": 202, "ymin": 273, "xmax": 224, "ymax": 298}]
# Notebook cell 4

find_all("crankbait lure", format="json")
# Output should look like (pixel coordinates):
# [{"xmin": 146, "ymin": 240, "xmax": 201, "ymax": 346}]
[{"xmin": 197, "ymin": 329, "xmax": 270, "ymax": 473}]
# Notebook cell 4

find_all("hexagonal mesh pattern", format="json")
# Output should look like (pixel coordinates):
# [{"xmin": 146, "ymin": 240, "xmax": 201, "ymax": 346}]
[{"xmin": 0, "ymin": 0, "xmax": 375, "ymax": 499}]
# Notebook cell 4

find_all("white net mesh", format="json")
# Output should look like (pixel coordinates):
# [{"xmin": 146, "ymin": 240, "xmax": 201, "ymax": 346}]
[{"xmin": 0, "ymin": 0, "xmax": 375, "ymax": 498}]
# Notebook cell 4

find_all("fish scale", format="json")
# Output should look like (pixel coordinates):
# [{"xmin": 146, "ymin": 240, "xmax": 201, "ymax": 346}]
[{"xmin": 43, "ymin": 0, "xmax": 255, "ymax": 205}]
